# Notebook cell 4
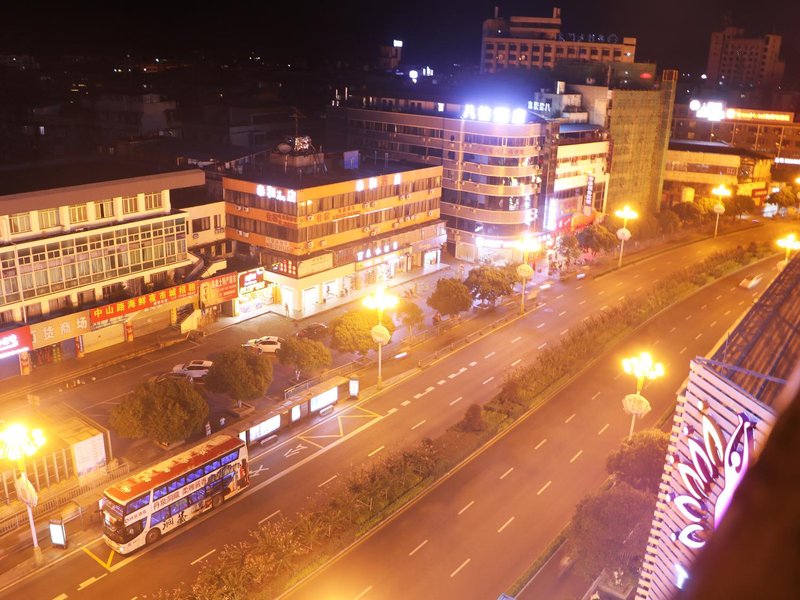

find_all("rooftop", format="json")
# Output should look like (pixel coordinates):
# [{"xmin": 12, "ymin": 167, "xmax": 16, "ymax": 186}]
[{"xmin": 668, "ymin": 139, "xmax": 773, "ymax": 160}]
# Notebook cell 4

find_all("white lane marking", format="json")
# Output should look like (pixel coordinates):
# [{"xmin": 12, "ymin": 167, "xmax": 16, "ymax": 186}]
[
  {"xmin": 534, "ymin": 438, "xmax": 547, "ymax": 450},
  {"xmin": 565, "ymin": 413, "xmax": 576, "ymax": 423},
  {"xmin": 636, "ymin": 287, "xmax": 643, "ymax": 292},
  {"xmin": 512, "ymin": 336, "xmax": 522, "ymax": 343},
  {"xmin": 537, "ymin": 323, "xmax": 545, "ymax": 328},
  {"xmin": 583, "ymin": 316, "xmax": 590, "ymax": 321},
  {"xmin": 469, "ymin": 361, "xmax": 478, "ymax": 366},
  {"xmin": 598, "ymin": 290, "xmax": 605, "ymax": 295},
  {"xmin": 538, "ymin": 342, "xmax": 547, "ymax": 350},
  {"xmin": 450, "ymin": 396, "xmax": 462, "ymax": 405},
  {"xmin": 556, "ymin": 294, "xmax": 564, "ymax": 300},
  {"xmin": 598, "ymin": 424, "xmax": 610, "ymax": 435},
  {"xmin": 558, "ymin": 311, "xmax": 567, "ymax": 316},
  {"xmin": 411, "ymin": 420, "xmax": 426, "ymax": 431},
  {"xmin": 258, "ymin": 509, "xmax": 281, "ymax": 525},
  {"xmin": 653, "ymin": 339, "xmax": 660, "ymax": 346},
  {"xmin": 318, "ymin": 475, "xmax": 338, "ymax": 488},
  {"xmin": 695, "ymin": 333, "xmax": 702, "ymax": 340},
  {"xmin": 738, "ymin": 300, "xmax": 745, "ymax": 306},
  {"xmin": 670, "ymin": 327, "xmax": 677, "ymax": 333},
  {"xmin": 614, "ymin": 373, "xmax": 621, "ymax": 380},
  {"xmin": 701, "ymin": 304, "xmax": 707, "ymax": 310},
  {"xmin": 560, "ymin": 329, "xmax": 569, "ymax": 336},
  {"xmin": 485, "ymin": 351, "xmax": 496, "ymax": 359},
  {"xmin": 724, "ymin": 310, "xmax": 732, "ymax": 316},
  {"xmin": 409, "ymin": 539, "xmax": 428, "ymax": 556},
  {"xmin": 680, "ymin": 347, "xmax": 687, "ymax": 355},
  {"xmin": 617, "ymin": 281, "xmax": 623, "ymax": 287},
  {"xmin": 353, "ymin": 586, "xmax": 373, "ymax": 600},
  {"xmin": 483, "ymin": 376, "xmax": 494, "ymax": 385},
  {"xmin": 52, "ymin": 595, "xmax": 68, "ymax": 600},
  {"xmin": 498, "ymin": 516, "xmax": 515, "ymax": 533},
  {"xmin": 77, "ymin": 575, "xmax": 107, "ymax": 590},
  {"xmin": 368, "ymin": 445, "xmax": 385, "ymax": 457},
  {"xmin": 190, "ymin": 549, "xmax": 217, "ymax": 565},
  {"xmin": 710, "ymin": 321, "xmax": 717, "ymax": 327},
  {"xmin": 576, "ymin": 284, "xmax": 584, "ymax": 289},
  {"xmin": 570, "ymin": 450, "xmax": 583, "ymax": 463},
  {"xmin": 458, "ymin": 500, "xmax": 474, "ymax": 515},
  {"xmin": 650, "ymin": 267, "xmax": 656, "ymax": 271},
  {"xmin": 601, "ymin": 305, "xmax": 608, "ymax": 311},
  {"xmin": 618, "ymin": 296, "xmax": 625, "ymax": 301},
  {"xmin": 591, "ymin": 392, "xmax": 601, "ymax": 400},
  {"xmin": 716, "ymin": 295, "xmax": 723, "ymax": 300},
  {"xmin": 386, "ymin": 408, "xmax": 398, "ymax": 416},
  {"xmin": 579, "ymin": 300, "xmax": 587, "ymax": 305},
  {"xmin": 451, "ymin": 558, "xmax": 471, "ymax": 578},
  {"xmin": 537, "ymin": 481, "xmax": 552, "ymax": 495},
  {"xmin": 500, "ymin": 467, "xmax": 514, "ymax": 480},
  {"xmin": 448, "ymin": 367, "xmax": 468, "ymax": 379},
  {"xmin": 401, "ymin": 400, "xmax": 411, "ymax": 406},
  {"xmin": 511, "ymin": 359, "xmax": 522, "ymax": 367},
  {"xmin": 685, "ymin": 315, "xmax": 692, "ymax": 320}
]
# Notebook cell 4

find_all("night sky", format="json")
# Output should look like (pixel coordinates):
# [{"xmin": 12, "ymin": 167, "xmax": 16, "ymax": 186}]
[{"xmin": 3, "ymin": 0, "xmax": 798, "ymax": 78}]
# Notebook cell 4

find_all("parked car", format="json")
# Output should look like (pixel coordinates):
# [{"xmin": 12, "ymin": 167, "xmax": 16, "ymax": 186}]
[
  {"xmin": 296, "ymin": 322, "xmax": 328, "ymax": 341},
  {"xmin": 172, "ymin": 359, "xmax": 214, "ymax": 380},
  {"xmin": 739, "ymin": 274, "xmax": 763, "ymax": 289},
  {"xmin": 150, "ymin": 371, "xmax": 194, "ymax": 385},
  {"xmin": 242, "ymin": 335, "xmax": 284, "ymax": 354}
]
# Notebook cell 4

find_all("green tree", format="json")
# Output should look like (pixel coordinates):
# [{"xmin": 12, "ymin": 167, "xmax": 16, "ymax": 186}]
[
  {"xmin": 395, "ymin": 299, "xmax": 425, "ymax": 335},
  {"xmin": 578, "ymin": 223, "xmax": 618, "ymax": 256},
  {"xmin": 606, "ymin": 429, "xmax": 669, "ymax": 494},
  {"xmin": 767, "ymin": 189, "xmax": 795, "ymax": 208},
  {"xmin": 556, "ymin": 233, "xmax": 582, "ymax": 268},
  {"xmin": 671, "ymin": 201, "xmax": 704, "ymax": 225},
  {"xmin": 631, "ymin": 211, "xmax": 660, "ymax": 240},
  {"xmin": 330, "ymin": 309, "xmax": 396, "ymax": 355},
  {"xmin": 110, "ymin": 379, "xmax": 208, "ymax": 444},
  {"xmin": 567, "ymin": 483, "xmax": 656, "ymax": 578},
  {"xmin": 426, "ymin": 277, "xmax": 472, "ymax": 318},
  {"xmin": 657, "ymin": 209, "xmax": 681, "ymax": 235},
  {"xmin": 205, "ymin": 347, "xmax": 273, "ymax": 405},
  {"xmin": 276, "ymin": 336, "xmax": 332, "ymax": 381},
  {"xmin": 464, "ymin": 265, "xmax": 514, "ymax": 306},
  {"xmin": 734, "ymin": 194, "xmax": 755, "ymax": 218},
  {"xmin": 458, "ymin": 403, "xmax": 485, "ymax": 432}
]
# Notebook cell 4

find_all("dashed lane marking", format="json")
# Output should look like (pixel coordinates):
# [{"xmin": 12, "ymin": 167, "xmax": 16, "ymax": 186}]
[
  {"xmin": 570, "ymin": 450, "xmax": 583, "ymax": 463},
  {"xmin": 450, "ymin": 558, "xmax": 471, "ymax": 578},
  {"xmin": 458, "ymin": 500, "xmax": 474, "ymax": 515},
  {"xmin": 565, "ymin": 413, "xmax": 576, "ymax": 423},
  {"xmin": 512, "ymin": 336, "xmax": 521, "ymax": 343},
  {"xmin": 535, "ymin": 438, "xmax": 547, "ymax": 450},
  {"xmin": 538, "ymin": 342, "xmax": 547, "ymax": 350},
  {"xmin": 591, "ymin": 392, "xmax": 601, "ymax": 400},
  {"xmin": 511, "ymin": 359, "xmax": 522, "ymax": 367},
  {"xmin": 497, "ymin": 517, "xmax": 515, "ymax": 533},
  {"xmin": 368, "ymin": 445, "xmax": 385, "ymax": 457},
  {"xmin": 190, "ymin": 549, "xmax": 217, "ymax": 565},
  {"xmin": 598, "ymin": 424, "xmax": 610, "ymax": 435},
  {"xmin": 450, "ymin": 396, "xmax": 462, "ymax": 405},
  {"xmin": 483, "ymin": 377, "xmax": 494, "ymax": 385},
  {"xmin": 484, "ymin": 351, "xmax": 495, "ymax": 359},
  {"xmin": 258, "ymin": 510, "xmax": 280, "ymax": 525},
  {"xmin": 537, "ymin": 481, "xmax": 552, "ymax": 495},
  {"xmin": 318, "ymin": 474, "xmax": 338, "ymax": 488},
  {"xmin": 409, "ymin": 540, "xmax": 428, "ymax": 556},
  {"xmin": 500, "ymin": 467, "xmax": 514, "ymax": 480},
  {"xmin": 411, "ymin": 420, "xmax": 426, "ymax": 430}
]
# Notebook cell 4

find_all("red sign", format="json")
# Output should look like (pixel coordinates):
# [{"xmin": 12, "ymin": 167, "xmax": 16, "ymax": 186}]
[
  {"xmin": 90, "ymin": 282, "xmax": 199, "ymax": 324},
  {"xmin": 200, "ymin": 272, "xmax": 239, "ymax": 307},
  {"xmin": 0, "ymin": 325, "xmax": 33, "ymax": 359},
  {"xmin": 238, "ymin": 268, "xmax": 268, "ymax": 295}
]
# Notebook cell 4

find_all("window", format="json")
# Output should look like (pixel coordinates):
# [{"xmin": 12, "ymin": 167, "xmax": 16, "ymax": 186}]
[
  {"xmin": 126, "ymin": 494, "xmax": 151, "ymax": 514},
  {"xmin": 95, "ymin": 200, "xmax": 115, "ymax": 219},
  {"xmin": 39, "ymin": 208, "xmax": 60, "ymax": 229},
  {"xmin": 123, "ymin": 196, "xmax": 138, "ymax": 214},
  {"xmin": 144, "ymin": 192, "xmax": 162, "ymax": 210},
  {"xmin": 69, "ymin": 204, "xmax": 88, "ymax": 223},
  {"xmin": 9, "ymin": 213, "xmax": 32, "ymax": 234},
  {"xmin": 192, "ymin": 217, "xmax": 211, "ymax": 232}
]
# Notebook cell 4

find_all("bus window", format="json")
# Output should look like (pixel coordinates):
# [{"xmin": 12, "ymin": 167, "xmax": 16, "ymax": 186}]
[
  {"xmin": 153, "ymin": 485, "xmax": 168, "ymax": 501},
  {"xmin": 125, "ymin": 494, "xmax": 150, "ymax": 514},
  {"xmin": 151, "ymin": 507, "xmax": 169, "ymax": 527},
  {"xmin": 187, "ymin": 468, "xmax": 203, "ymax": 483},
  {"xmin": 166, "ymin": 476, "xmax": 185, "ymax": 494},
  {"xmin": 170, "ymin": 497, "xmax": 189, "ymax": 516}
]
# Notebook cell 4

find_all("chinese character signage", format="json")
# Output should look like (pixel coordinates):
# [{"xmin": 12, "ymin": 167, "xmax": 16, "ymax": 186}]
[
  {"xmin": 238, "ymin": 268, "xmax": 269, "ymax": 295},
  {"xmin": 0, "ymin": 326, "xmax": 33, "ymax": 360},
  {"xmin": 90, "ymin": 282, "xmax": 198, "ymax": 324},
  {"xmin": 200, "ymin": 272, "xmax": 239, "ymax": 308},
  {"xmin": 30, "ymin": 310, "xmax": 92, "ymax": 349}
]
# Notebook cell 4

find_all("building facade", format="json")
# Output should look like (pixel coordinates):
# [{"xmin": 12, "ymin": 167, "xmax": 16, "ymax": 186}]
[
  {"xmin": 480, "ymin": 7, "xmax": 636, "ymax": 73},
  {"xmin": 706, "ymin": 26, "xmax": 784, "ymax": 88}
]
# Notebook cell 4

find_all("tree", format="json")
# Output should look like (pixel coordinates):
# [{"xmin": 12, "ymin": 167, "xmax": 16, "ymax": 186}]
[
  {"xmin": 671, "ymin": 201, "xmax": 704, "ymax": 225},
  {"xmin": 205, "ymin": 347, "xmax": 273, "ymax": 405},
  {"xmin": 330, "ymin": 309, "xmax": 396, "ymax": 355},
  {"xmin": 606, "ymin": 429, "xmax": 669, "ymax": 494},
  {"xmin": 733, "ymin": 194, "xmax": 755, "ymax": 218},
  {"xmin": 556, "ymin": 233, "xmax": 582, "ymax": 268},
  {"xmin": 577, "ymin": 224, "xmax": 618, "ymax": 256},
  {"xmin": 657, "ymin": 209, "xmax": 681, "ymax": 235},
  {"xmin": 426, "ymin": 277, "xmax": 472, "ymax": 318},
  {"xmin": 767, "ymin": 189, "xmax": 795, "ymax": 208},
  {"xmin": 464, "ymin": 265, "xmax": 514, "ymax": 306},
  {"xmin": 395, "ymin": 299, "xmax": 425, "ymax": 335},
  {"xmin": 566, "ymin": 483, "xmax": 656, "ymax": 578},
  {"xmin": 459, "ymin": 403, "xmax": 485, "ymax": 432},
  {"xmin": 110, "ymin": 379, "xmax": 208, "ymax": 444},
  {"xmin": 630, "ymin": 212, "xmax": 660, "ymax": 240},
  {"xmin": 276, "ymin": 336, "xmax": 332, "ymax": 382}
]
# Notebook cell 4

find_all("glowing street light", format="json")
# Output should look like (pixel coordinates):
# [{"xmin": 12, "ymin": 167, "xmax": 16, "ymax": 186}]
[
  {"xmin": 711, "ymin": 185, "xmax": 731, "ymax": 237},
  {"xmin": 0, "ymin": 423, "xmax": 46, "ymax": 564},
  {"xmin": 363, "ymin": 286, "xmax": 399, "ymax": 390},
  {"xmin": 621, "ymin": 352, "xmax": 664, "ymax": 439},
  {"xmin": 614, "ymin": 205, "xmax": 638, "ymax": 268},
  {"xmin": 777, "ymin": 233, "xmax": 800, "ymax": 269},
  {"xmin": 516, "ymin": 236, "xmax": 540, "ymax": 316}
]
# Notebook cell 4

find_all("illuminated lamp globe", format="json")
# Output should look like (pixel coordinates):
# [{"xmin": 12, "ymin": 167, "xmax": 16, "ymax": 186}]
[
  {"xmin": 370, "ymin": 324, "xmax": 391, "ymax": 346},
  {"xmin": 516, "ymin": 263, "xmax": 534, "ymax": 280},
  {"xmin": 713, "ymin": 203, "xmax": 725, "ymax": 215},
  {"xmin": 617, "ymin": 227, "xmax": 631, "ymax": 242},
  {"xmin": 622, "ymin": 393, "xmax": 652, "ymax": 418}
]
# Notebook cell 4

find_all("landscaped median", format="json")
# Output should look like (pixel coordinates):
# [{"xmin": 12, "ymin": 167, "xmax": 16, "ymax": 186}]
[{"xmin": 153, "ymin": 242, "xmax": 776, "ymax": 600}]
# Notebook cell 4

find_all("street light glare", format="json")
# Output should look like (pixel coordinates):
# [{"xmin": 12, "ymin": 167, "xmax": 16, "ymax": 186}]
[
  {"xmin": 362, "ymin": 286, "xmax": 399, "ymax": 312},
  {"xmin": 711, "ymin": 184, "xmax": 732, "ymax": 198},
  {"xmin": 0, "ymin": 424, "xmax": 46, "ymax": 462},
  {"xmin": 622, "ymin": 351, "xmax": 665, "ymax": 381},
  {"xmin": 614, "ymin": 205, "xmax": 639, "ymax": 221}
]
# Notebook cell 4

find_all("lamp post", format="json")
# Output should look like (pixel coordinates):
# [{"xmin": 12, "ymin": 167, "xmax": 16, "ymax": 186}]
[
  {"xmin": 711, "ymin": 185, "xmax": 731, "ymax": 237},
  {"xmin": 363, "ymin": 286, "xmax": 398, "ymax": 390},
  {"xmin": 776, "ymin": 233, "xmax": 800, "ymax": 270},
  {"xmin": 614, "ymin": 205, "xmax": 638, "ymax": 269},
  {"xmin": 0, "ymin": 423, "xmax": 46, "ymax": 565},
  {"xmin": 621, "ymin": 352, "xmax": 664, "ymax": 439},
  {"xmin": 516, "ymin": 236, "xmax": 540, "ymax": 316}
]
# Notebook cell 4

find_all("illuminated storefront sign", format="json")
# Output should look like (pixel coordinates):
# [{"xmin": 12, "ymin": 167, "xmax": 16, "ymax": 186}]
[
  {"xmin": 310, "ymin": 386, "xmax": 338, "ymax": 412},
  {"xmin": 238, "ymin": 268, "xmax": 269, "ymax": 295},
  {"xmin": 462, "ymin": 104, "xmax": 527, "ymax": 124},
  {"xmin": 0, "ymin": 326, "xmax": 32, "ymax": 360},
  {"xmin": 725, "ymin": 108, "xmax": 793, "ymax": 123},
  {"xmin": 199, "ymin": 272, "xmax": 239, "ymax": 308},
  {"xmin": 30, "ymin": 310, "xmax": 91, "ymax": 349},
  {"xmin": 528, "ymin": 100, "xmax": 552, "ymax": 112},
  {"xmin": 689, "ymin": 100, "xmax": 726, "ymax": 122},
  {"xmin": 256, "ymin": 184, "xmax": 296, "ymax": 203},
  {"xmin": 90, "ymin": 282, "xmax": 199, "ymax": 324},
  {"xmin": 585, "ymin": 175, "xmax": 595, "ymax": 207},
  {"xmin": 775, "ymin": 157, "xmax": 800, "ymax": 165}
]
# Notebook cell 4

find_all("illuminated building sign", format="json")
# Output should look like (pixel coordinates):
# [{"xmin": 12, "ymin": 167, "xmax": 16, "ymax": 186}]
[
  {"xmin": 256, "ymin": 184, "xmax": 296, "ymax": 203},
  {"xmin": 238, "ymin": 268, "xmax": 269, "ymax": 295},
  {"xmin": 0, "ymin": 327, "xmax": 32, "ymax": 360},
  {"xmin": 462, "ymin": 104, "xmax": 527, "ymax": 124},
  {"xmin": 90, "ymin": 282, "xmax": 198, "ymax": 324},
  {"xmin": 725, "ymin": 108, "xmax": 793, "ymax": 123},
  {"xmin": 585, "ymin": 175, "xmax": 595, "ymax": 207},
  {"xmin": 775, "ymin": 157, "xmax": 800, "ymax": 165},
  {"xmin": 393, "ymin": 40, "xmax": 403, "ymax": 48},
  {"xmin": 356, "ymin": 241, "xmax": 399, "ymax": 262},
  {"xmin": 689, "ymin": 99, "xmax": 726, "ymax": 122},
  {"xmin": 200, "ymin": 272, "xmax": 239, "ymax": 307},
  {"xmin": 528, "ymin": 100, "xmax": 552, "ymax": 113},
  {"xmin": 30, "ymin": 310, "xmax": 91, "ymax": 349}
]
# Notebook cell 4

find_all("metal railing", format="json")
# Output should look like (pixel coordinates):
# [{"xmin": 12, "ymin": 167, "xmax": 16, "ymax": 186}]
[{"xmin": 283, "ymin": 357, "xmax": 372, "ymax": 400}]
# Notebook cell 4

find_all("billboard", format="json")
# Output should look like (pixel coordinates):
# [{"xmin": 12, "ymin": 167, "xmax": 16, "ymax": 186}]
[
  {"xmin": 199, "ymin": 272, "xmax": 239, "ymax": 308},
  {"xmin": 90, "ymin": 282, "xmax": 199, "ymax": 324}
]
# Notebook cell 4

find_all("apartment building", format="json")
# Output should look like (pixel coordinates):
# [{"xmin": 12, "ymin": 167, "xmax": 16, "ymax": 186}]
[
  {"xmin": 481, "ymin": 7, "xmax": 636, "ymax": 74},
  {"xmin": 0, "ymin": 159, "xmax": 204, "ymax": 379},
  {"xmin": 706, "ymin": 26, "xmax": 784, "ymax": 87},
  {"xmin": 224, "ymin": 141, "xmax": 445, "ymax": 316}
]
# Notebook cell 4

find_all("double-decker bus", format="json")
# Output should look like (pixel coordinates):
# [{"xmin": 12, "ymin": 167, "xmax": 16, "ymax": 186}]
[{"xmin": 101, "ymin": 434, "xmax": 249, "ymax": 554}]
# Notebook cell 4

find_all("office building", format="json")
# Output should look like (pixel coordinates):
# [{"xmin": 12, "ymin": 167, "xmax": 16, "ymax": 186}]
[
  {"xmin": 706, "ymin": 26, "xmax": 784, "ymax": 88},
  {"xmin": 481, "ymin": 7, "xmax": 636, "ymax": 74}
]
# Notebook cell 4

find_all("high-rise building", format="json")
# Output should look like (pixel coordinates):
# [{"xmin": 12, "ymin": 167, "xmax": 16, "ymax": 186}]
[
  {"xmin": 706, "ymin": 26, "xmax": 784, "ymax": 88},
  {"xmin": 480, "ymin": 7, "xmax": 636, "ymax": 74}
]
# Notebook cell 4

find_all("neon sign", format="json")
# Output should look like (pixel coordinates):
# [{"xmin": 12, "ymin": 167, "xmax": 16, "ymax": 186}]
[
  {"xmin": 689, "ymin": 100, "xmax": 726, "ymax": 122},
  {"xmin": 725, "ymin": 108, "xmax": 793, "ymax": 123},
  {"xmin": 775, "ymin": 157, "xmax": 800, "ymax": 165},
  {"xmin": 256, "ymin": 184, "xmax": 296, "ymax": 203},
  {"xmin": 0, "ymin": 332, "xmax": 29, "ymax": 359},
  {"xmin": 462, "ymin": 104, "xmax": 527, "ymax": 124}
]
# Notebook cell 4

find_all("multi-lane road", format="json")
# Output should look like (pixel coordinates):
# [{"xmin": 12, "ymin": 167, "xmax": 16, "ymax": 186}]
[{"xmin": 0, "ymin": 220, "xmax": 790, "ymax": 600}]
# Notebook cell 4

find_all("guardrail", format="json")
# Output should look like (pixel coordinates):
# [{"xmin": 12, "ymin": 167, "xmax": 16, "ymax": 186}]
[{"xmin": 283, "ymin": 357, "xmax": 372, "ymax": 400}]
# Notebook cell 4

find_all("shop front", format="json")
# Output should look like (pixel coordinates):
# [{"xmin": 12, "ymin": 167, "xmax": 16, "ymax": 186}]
[
  {"xmin": 0, "ymin": 325, "xmax": 33, "ymax": 380},
  {"xmin": 354, "ymin": 241, "xmax": 408, "ymax": 288},
  {"xmin": 199, "ymin": 272, "xmax": 239, "ymax": 321},
  {"xmin": 29, "ymin": 310, "xmax": 92, "ymax": 367},
  {"xmin": 235, "ymin": 267, "xmax": 279, "ymax": 318}
]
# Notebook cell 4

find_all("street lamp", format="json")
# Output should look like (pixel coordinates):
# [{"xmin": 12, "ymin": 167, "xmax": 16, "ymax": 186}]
[
  {"xmin": 0, "ymin": 423, "xmax": 46, "ymax": 565},
  {"xmin": 711, "ymin": 185, "xmax": 731, "ymax": 237},
  {"xmin": 363, "ymin": 286, "xmax": 398, "ymax": 390},
  {"xmin": 621, "ymin": 352, "xmax": 664, "ymax": 439},
  {"xmin": 777, "ymin": 233, "xmax": 800, "ymax": 270},
  {"xmin": 614, "ymin": 205, "xmax": 638, "ymax": 269},
  {"xmin": 516, "ymin": 263, "xmax": 534, "ymax": 315}
]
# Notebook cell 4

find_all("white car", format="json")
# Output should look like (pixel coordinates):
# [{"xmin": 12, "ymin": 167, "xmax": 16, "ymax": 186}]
[
  {"xmin": 243, "ymin": 336, "xmax": 284, "ymax": 354},
  {"xmin": 172, "ymin": 360, "xmax": 213, "ymax": 380},
  {"xmin": 739, "ymin": 275, "xmax": 763, "ymax": 289}
]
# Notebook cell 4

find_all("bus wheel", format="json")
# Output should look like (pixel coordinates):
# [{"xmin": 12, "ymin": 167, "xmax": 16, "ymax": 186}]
[
  {"xmin": 145, "ymin": 528, "xmax": 161, "ymax": 545},
  {"xmin": 211, "ymin": 494, "xmax": 223, "ymax": 509}
]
